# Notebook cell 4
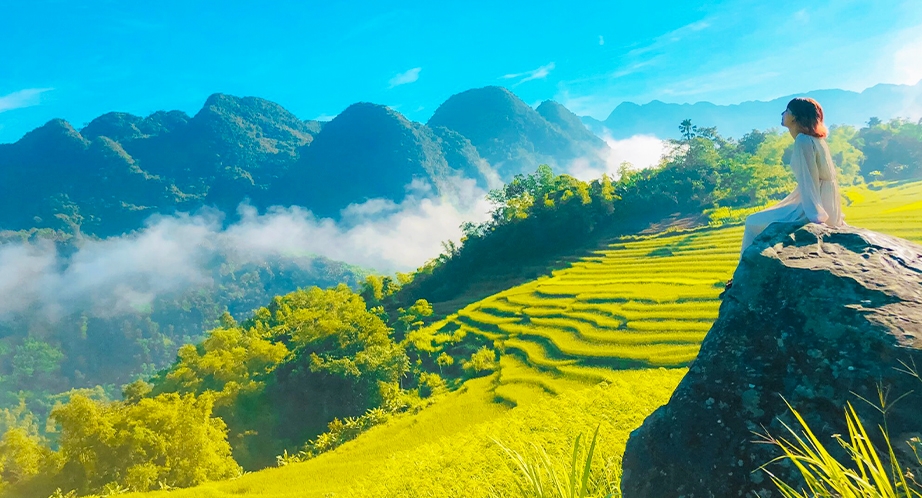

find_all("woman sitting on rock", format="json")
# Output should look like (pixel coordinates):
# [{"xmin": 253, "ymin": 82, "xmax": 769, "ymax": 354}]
[{"xmin": 726, "ymin": 98, "xmax": 846, "ymax": 289}]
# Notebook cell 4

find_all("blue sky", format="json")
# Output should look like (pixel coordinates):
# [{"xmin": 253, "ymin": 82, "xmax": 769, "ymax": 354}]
[{"xmin": 1, "ymin": 0, "xmax": 921, "ymax": 143}]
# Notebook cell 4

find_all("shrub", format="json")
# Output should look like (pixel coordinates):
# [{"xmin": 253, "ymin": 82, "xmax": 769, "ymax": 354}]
[
  {"xmin": 463, "ymin": 347, "xmax": 498, "ymax": 376},
  {"xmin": 418, "ymin": 372, "xmax": 447, "ymax": 398},
  {"xmin": 760, "ymin": 387, "xmax": 922, "ymax": 497}
]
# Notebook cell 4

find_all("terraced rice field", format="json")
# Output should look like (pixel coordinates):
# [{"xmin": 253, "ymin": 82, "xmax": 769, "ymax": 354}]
[
  {"xmin": 128, "ymin": 180, "xmax": 922, "ymax": 498},
  {"xmin": 425, "ymin": 179, "xmax": 922, "ymax": 403}
]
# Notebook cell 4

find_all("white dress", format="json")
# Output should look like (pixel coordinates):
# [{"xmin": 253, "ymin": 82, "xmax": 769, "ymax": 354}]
[{"xmin": 740, "ymin": 133, "xmax": 845, "ymax": 255}]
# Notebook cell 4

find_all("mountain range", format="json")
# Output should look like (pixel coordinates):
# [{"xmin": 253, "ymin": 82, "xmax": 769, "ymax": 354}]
[
  {"xmin": 583, "ymin": 79, "xmax": 922, "ymax": 139},
  {"xmin": 0, "ymin": 87, "xmax": 609, "ymax": 235},
  {"xmin": 2, "ymin": 81, "xmax": 921, "ymax": 236}
]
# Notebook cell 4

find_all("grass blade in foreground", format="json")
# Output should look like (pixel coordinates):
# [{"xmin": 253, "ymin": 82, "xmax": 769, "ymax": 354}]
[
  {"xmin": 758, "ymin": 399, "xmax": 922, "ymax": 497},
  {"xmin": 492, "ymin": 425, "xmax": 610, "ymax": 498}
]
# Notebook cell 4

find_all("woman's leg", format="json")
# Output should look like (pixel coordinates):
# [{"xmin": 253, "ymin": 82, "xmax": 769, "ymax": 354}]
[{"xmin": 740, "ymin": 210, "xmax": 776, "ymax": 257}]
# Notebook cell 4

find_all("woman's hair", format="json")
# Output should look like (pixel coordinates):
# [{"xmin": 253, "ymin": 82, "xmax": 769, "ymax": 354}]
[{"xmin": 786, "ymin": 97, "xmax": 828, "ymax": 138}]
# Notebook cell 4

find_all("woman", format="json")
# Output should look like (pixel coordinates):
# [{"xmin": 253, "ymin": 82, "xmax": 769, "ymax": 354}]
[{"xmin": 726, "ymin": 98, "xmax": 845, "ymax": 289}]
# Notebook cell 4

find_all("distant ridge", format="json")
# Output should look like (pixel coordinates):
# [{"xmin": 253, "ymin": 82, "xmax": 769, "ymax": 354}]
[{"xmin": 584, "ymin": 80, "xmax": 922, "ymax": 139}]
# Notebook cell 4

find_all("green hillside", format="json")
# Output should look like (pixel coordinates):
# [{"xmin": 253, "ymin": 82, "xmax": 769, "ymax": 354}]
[{"xmin": 116, "ymin": 179, "xmax": 922, "ymax": 498}]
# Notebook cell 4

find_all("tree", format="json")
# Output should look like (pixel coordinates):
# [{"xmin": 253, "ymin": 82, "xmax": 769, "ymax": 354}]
[
  {"xmin": 0, "ymin": 427, "xmax": 54, "ymax": 489},
  {"xmin": 462, "ymin": 347, "xmax": 497, "ymax": 376},
  {"xmin": 679, "ymin": 119, "xmax": 697, "ymax": 141},
  {"xmin": 739, "ymin": 129, "xmax": 768, "ymax": 155},
  {"xmin": 254, "ymin": 286, "xmax": 411, "ymax": 466},
  {"xmin": 397, "ymin": 299, "xmax": 434, "ymax": 335},
  {"xmin": 436, "ymin": 352, "xmax": 454, "ymax": 376},
  {"xmin": 826, "ymin": 125, "xmax": 865, "ymax": 186},
  {"xmin": 51, "ymin": 392, "xmax": 241, "ymax": 493}
]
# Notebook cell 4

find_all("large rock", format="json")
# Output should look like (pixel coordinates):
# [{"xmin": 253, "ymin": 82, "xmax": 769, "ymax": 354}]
[{"xmin": 621, "ymin": 221, "xmax": 922, "ymax": 497}]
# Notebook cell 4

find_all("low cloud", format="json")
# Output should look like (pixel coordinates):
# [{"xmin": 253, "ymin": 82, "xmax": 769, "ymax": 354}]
[
  {"xmin": 0, "ymin": 179, "xmax": 493, "ymax": 323},
  {"xmin": 566, "ymin": 131, "xmax": 667, "ymax": 181},
  {"xmin": 389, "ymin": 67, "xmax": 422, "ymax": 88},
  {"xmin": 0, "ymin": 88, "xmax": 53, "ymax": 113}
]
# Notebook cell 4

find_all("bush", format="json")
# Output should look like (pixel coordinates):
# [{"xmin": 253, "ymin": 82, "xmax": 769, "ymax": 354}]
[
  {"xmin": 418, "ymin": 372, "xmax": 447, "ymax": 398},
  {"xmin": 462, "ymin": 347, "xmax": 498, "ymax": 376}
]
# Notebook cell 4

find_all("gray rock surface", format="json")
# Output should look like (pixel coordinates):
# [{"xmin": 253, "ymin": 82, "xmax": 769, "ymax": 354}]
[{"xmin": 621, "ymin": 221, "xmax": 922, "ymax": 497}]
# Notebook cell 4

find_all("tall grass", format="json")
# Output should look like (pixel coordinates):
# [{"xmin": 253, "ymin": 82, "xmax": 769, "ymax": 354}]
[
  {"xmin": 490, "ymin": 425, "xmax": 614, "ymax": 498},
  {"xmin": 760, "ymin": 399, "xmax": 922, "ymax": 497}
]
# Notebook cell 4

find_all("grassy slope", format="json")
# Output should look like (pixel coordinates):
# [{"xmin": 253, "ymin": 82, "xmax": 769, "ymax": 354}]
[{"xmin": 127, "ymin": 180, "xmax": 922, "ymax": 498}]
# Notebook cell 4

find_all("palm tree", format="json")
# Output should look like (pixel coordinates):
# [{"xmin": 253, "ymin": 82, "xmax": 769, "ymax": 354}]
[{"xmin": 679, "ymin": 119, "xmax": 697, "ymax": 141}]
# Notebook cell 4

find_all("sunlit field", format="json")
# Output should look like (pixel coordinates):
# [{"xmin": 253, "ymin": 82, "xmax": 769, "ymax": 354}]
[{"xmin": 127, "ymin": 179, "xmax": 922, "ymax": 498}]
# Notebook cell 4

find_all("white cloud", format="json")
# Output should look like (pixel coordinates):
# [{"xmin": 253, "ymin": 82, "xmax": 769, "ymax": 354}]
[
  {"xmin": 314, "ymin": 113, "xmax": 338, "ymax": 121},
  {"xmin": 0, "ymin": 88, "xmax": 53, "ymax": 113},
  {"xmin": 0, "ymin": 179, "xmax": 494, "ymax": 323},
  {"xmin": 612, "ymin": 58, "xmax": 659, "ymax": 79},
  {"xmin": 599, "ymin": 35, "xmax": 605, "ymax": 46},
  {"xmin": 389, "ymin": 67, "xmax": 422, "ymax": 88},
  {"xmin": 501, "ymin": 62, "xmax": 556, "ymax": 86},
  {"xmin": 566, "ymin": 132, "xmax": 667, "ymax": 182},
  {"xmin": 655, "ymin": 54, "xmax": 784, "ymax": 101}
]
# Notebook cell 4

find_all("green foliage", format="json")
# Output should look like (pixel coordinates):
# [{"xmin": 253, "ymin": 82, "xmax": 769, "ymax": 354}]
[
  {"xmin": 360, "ymin": 274, "xmax": 407, "ymax": 306},
  {"xmin": 0, "ymin": 427, "xmax": 54, "ymax": 489},
  {"xmin": 417, "ymin": 372, "xmax": 447, "ymax": 398},
  {"xmin": 0, "ymin": 281, "xmax": 427, "ymax": 494},
  {"xmin": 463, "ymin": 347, "xmax": 498, "ymax": 376},
  {"xmin": 10, "ymin": 339, "xmax": 64, "ymax": 384},
  {"xmin": 856, "ymin": 118, "xmax": 922, "ymax": 181},
  {"xmin": 759, "ymin": 399, "xmax": 922, "ymax": 497},
  {"xmin": 0, "ymin": 392, "xmax": 240, "ymax": 497},
  {"xmin": 154, "ymin": 324, "xmax": 289, "ymax": 407},
  {"xmin": 148, "ymin": 285, "xmax": 411, "ymax": 469},
  {"xmin": 760, "ymin": 364, "xmax": 922, "ymax": 496},
  {"xmin": 0, "ymin": 401, "xmax": 42, "ymax": 444},
  {"xmin": 827, "ymin": 125, "xmax": 865, "ymax": 185},
  {"xmin": 50, "ymin": 392, "xmax": 241, "ymax": 494},
  {"xmin": 0, "ymin": 250, "xmax": 369, "ymax": 440},
  {"xmin": 300, "ymin": 407, "xmax": 392, "ymax": 458},
  {"xmin": 386, "ymin": 122, "xmax": 798, "ymax": 317},
  {"xmin": 491, "ymin": 425, "xmax": 604, "ymax": 498},
  {"xmin": 397, "ymin": 299, "xmax": 433, "ymax": 335}
]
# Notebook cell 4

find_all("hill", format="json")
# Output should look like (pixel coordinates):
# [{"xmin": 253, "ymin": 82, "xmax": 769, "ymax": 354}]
[
  {"xmin": 110, "ymin": 178, "xmax": 922, "ymax": 498},
  {"xmin": 267, "ymin": 102, "xmax": 491, "ymax": 218},
  {"xmin": 0, "ymin": 94, "xmax": 324, "ymax": 236},
  {"xmin": 0, "ymin": 234, "xmax": 371, "ymax": 433},
  {"xmin": 585, "ymin": 79, "xmax": 922, "ymax": 139},
  {"xmin": 428, "ymin": 86, "xmax": 611, "ymax": 178}
]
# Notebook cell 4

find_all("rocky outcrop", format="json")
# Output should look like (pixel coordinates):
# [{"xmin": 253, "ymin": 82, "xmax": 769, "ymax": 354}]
[{"xmin": 621, "ymin": 221, "xmax": 922, "ymax": 497}]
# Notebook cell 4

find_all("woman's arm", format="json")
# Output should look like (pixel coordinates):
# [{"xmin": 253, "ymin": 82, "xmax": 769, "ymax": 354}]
[{"xmin": 790, "ymin": 135, "xmax": 829, "ymax": 223}]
